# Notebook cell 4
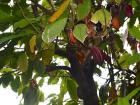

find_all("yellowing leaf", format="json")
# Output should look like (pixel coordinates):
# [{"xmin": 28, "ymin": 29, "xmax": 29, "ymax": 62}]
[
  {"xmin": 29, "ymin": 35, "xmax": 36, "ymax": 53},
  {"xmin": 115, "ymin": 0, "xmax": 122, "ymax": 4},
  {"xmin": 17, "ymin": 53, "xmax": 28, "ymax": 72},
  {"xmin": 48, "ymin": 0, "xmax": 71, "ymax": 23},
  {"xmin": 91, "ymin": 9, "xmax": 111, "ymax": 26}
]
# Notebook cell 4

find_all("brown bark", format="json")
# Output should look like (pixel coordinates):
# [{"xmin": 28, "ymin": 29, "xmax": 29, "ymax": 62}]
[{"xmin": 66, "ymin": 44, "xmax": 99, "ymax": 105}]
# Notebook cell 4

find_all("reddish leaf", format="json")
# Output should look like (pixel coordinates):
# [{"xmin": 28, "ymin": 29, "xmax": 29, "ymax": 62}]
[
  {"xmin": 90, "ymin": 47, "xmax": 111, "ymax": 64},
  {"xmin": 124, "ymin": 4, "xmax": 133, "ymax": 17},
  {"xmin": 68, "ymin": 30, "xmax": 77, "ymax": 45},
  {"xmin": 90, "ymin": 47, "xmax": 104, "ymax": 64}
]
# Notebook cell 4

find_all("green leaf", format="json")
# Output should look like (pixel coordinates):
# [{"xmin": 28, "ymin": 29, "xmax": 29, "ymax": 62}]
[
  {"xmin": 128, "ymin": 26, "xmax": 140, "ymax": 41},
  {"xmin": 91, "ymin": 9, "xmax": 111, "ymax": 26},
  {"xmin": 17, "ymin": 53, "xmax": 28, "ymax": 72},
  {"xmin": 65, "ymin": 100, "xmax": 78, "ymax": 105},
  {"xmin": 11, "ymin": 76, "xmax": 21, "ymax": 92},
  {"xmin": 42, "ymin": 0, "xmax": 51, "ymax": 8},
  {"xmin": 23, "ymin": 86, "xmax": 39, "ymax": 105},
  {"xmin": 47, "ymin": 93, "xmax": 57, "ymax": 99},
  {"xmin": 1, "ymin": 73, "xmax": 14, "ymax": 88},
  {"xmin": 73, "ymin": 24, "xmax": 87, "ymax": 43},
  {"xmin": 14, "ymin": 18, "xmax": 36, "ymax": 30},
  {"xmin": 48, "ymin": 76, "xmax": 59, "ymax": 85},
  {"xmin": 117, "ymin": 97, "xmax": 130, "ymax": 105},
  {"xmin": 34, "ymin": 61, "xmax": 45, "ymax": 76},
  {"xmin": 0, "ymin": 0, "xmax": 11, "ymax": 3},
  {"xmin": 77, "ymin": 0, "xmax": 91, "ymax": 20},
  {"xmin": 0, "ymin": 68, "xmax": 12, "ymax": 72},
  {"xmin": 42, "ymin": 18, "xmax": 67, "ymax": 43},
  {"xmin": 126, "ymin": 87, "xmax": 140, "ymax": 100},
  {"xmin": 39, "ymin": 90, "xmax": 45, "ymax": 102},
  {"xmin": 118, "ymin": 53, "xmax": 140, "ymax": 68},
  {"xmin": 38, "ymin": 78, "xmax": 44, "ymax": 87},
  {"xmin": 18, "ymin": 83, "xmax": 24, "ymax": 95},
  {"xmin": 21, "ymin": 61, "xmax": 34, "ymax": 85},
  {"xmin": 114, "ymin": 35, "xmax": 123, "ymax": 52},
  {"xmin": 0, "ymin": 9, "xmax": 12, "ymax": 22},
  {"xmin": 0, "ymin": 32, "xmax": 32, "ymax": 44},
  {"xmin": 58, "ymin": 78, "xmax": 67, "ymax": 105},
  {"xmin": 67, "ymin": 78, "xmax": 78, "ymax": 101}
]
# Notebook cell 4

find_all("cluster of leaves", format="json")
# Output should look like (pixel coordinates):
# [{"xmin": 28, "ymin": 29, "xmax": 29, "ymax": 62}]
[{"xmin": 0, "ymin": 0, "xmax": 140, "ymax": 105}]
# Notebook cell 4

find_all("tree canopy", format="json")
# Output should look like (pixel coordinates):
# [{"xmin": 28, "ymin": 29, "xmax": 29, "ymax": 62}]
[{"xmin": 0, "ymin": 0, "xmax": 140, "ymax": 105}]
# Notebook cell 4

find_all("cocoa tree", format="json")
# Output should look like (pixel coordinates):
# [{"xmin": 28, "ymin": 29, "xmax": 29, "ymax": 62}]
[{"xmin": 0, "ymin": 0, "xmax": 140, "ymax": 105}]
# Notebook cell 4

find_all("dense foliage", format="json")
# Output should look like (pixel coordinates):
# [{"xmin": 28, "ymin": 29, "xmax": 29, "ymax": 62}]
[{"xmin": 0, "ymin": 0, "xmax": 140, "ymax": 105}]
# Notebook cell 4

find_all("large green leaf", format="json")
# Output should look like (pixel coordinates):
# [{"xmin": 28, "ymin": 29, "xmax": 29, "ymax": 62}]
[
  {"xmin": 77, "ymin": 0, "xmax": 91, "ymax": 20},
  {"xmin": 67, "ymin": 78, "xmax": 78, "ymax": 101},
  {"xmin": 73, "ymin": 24, "xmax": 87, "ymax": 43},
  {"xmin": 128, "ymin": 26, "xmax": 140, "ymax": 41},
  {"xmin": 42, "ymin": 17, "xmax": 67, "ymax": 43},
  {"xmin": 0, "ymin": 4, "xmax": 14, "ymax": 31},
  {"xmin": 14, "ymin": 18, "xmax": 36, "ymax": 30},
  {"xmin": 0, "ymin": 31, "xmax": 32, "ymax": 43},
  {"xmin": 117, "ymin": 97, "xmax": 130, "ymax": 105},
  {"xmin": 118, "ymin": 53, "xmax": 140, "ymax": 68},
  {"xmin": 116, "ymin": 87, "xmax": 140, "ymax": 105},
  {"xmin": 11, "ymin": 76, "xmax": 21, "ymax": 92},
  {"xmin": 91, "ymin": 9, "xmax": 111, "ymax": 26},
  {"xmin": 58, "ymin": 78, "xmax": 67, "ymax": 105}
]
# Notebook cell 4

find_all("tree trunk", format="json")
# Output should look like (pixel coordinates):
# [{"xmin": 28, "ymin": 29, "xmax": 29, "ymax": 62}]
[{"xmin": 66, "ymin": 45, "xmax": 99, "ymax": 105}]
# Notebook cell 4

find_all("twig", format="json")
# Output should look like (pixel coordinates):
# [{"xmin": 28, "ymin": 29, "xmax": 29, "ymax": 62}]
[{"xmin": 46, "ymin": 66, "xmax": 71, "ymax": 72}]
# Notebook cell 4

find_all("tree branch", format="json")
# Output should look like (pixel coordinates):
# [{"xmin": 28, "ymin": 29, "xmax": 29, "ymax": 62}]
[
  {"xmin": 55, "ymin": 48, "xmax": 67, "ymax": 58},
  {"xmin": 66, "ymin": 44, "xmax": 99, "ymax": 105},
  {"xmin": 46, "ymin": 66, "xmax": 71, "ymax": 72}
]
